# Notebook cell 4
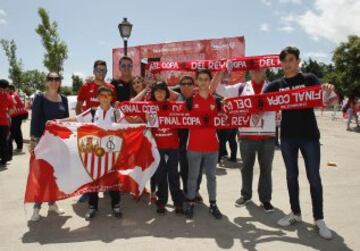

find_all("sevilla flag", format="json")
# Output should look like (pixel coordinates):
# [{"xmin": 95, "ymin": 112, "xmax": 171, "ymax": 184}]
[{"xmin": 24, "ymin": 122, "xmax": 160, "ymax": 203}]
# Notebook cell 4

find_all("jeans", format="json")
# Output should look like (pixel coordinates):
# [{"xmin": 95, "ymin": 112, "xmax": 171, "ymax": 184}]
[
  {"xmin": 10, "ymin": 116, "xmax": 23, "ymax": 150},
  {"xmin": 178, "ymin": 129, "xmax": 203, "ymax": 195},
  {"xmin": 88, "ymin": 191, "xmax": 120, "ymax": 209},
  {"xmin": 281, "ymin": 138, "xmax": 324, "ymax": 220},
  {"xmin": 155, "ymin": 149, "xmax": 184, "ymax": 207},
  {"xmin": 34, "ymin": 202, "xmax": 55, "ymax": 209},
  {"xmin": 239, "ymin": 138, "xmax": 275, "ymax": 203},
  {"xmin": 187, "ymin": 151, "xmax": 218, "ymax": 202}
]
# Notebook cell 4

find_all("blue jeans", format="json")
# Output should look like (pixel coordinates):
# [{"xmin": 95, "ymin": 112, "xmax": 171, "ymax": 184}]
[
  {"xmin": 187, "ymin": 151, "xmax": 218, "ymax": 202},
  {"xmin": 281, "ymin": 138, "xmax": 323, "ymax": 220}
]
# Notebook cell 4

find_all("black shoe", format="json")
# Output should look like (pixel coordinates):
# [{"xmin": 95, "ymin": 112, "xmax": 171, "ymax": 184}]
[
  {"xmin": 262, "ymin": 201, "xmax": 275, "ymax": 213},
  {"xmin": 184, "ymin": 203, "xmax": 194, "ymax": 219},
  {"xmin": 112, "ymin": 206, "xmax": 123, "ymax": 218},
  {"xmin": 235, "ymin": 197, "xmax": 251, "ymax": 207},
  {"xmin": 209, "ymin": 204, "xmax": 222, "ymax": 219},
  {"xmin": 228, "ymin": 157, "xmax": 237, "ymax": 162},
  {"xmin": 156, "ymin": 205, "xmax": 166, "ymax": 215},
  {"xmin": 85, "ymin": 207, "xmax": 97, "ymax": 220}
]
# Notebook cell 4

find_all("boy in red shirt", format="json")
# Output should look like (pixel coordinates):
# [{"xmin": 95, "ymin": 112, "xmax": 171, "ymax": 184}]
[
  {"xmin": 184, "ymin": 69, "xmax": 222, "ymax": 219},
  {"xmin": 75, "ymin": 60, "xmax": 115, "ymax": 115},
  {"xmin": 0, "ymin": 79, "xmax": 15, "ymax": 167}
]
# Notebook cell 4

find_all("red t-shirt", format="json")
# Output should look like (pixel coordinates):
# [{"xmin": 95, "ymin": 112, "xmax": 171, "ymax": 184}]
[
  {"xmin": 11, "ymin": 93, "xmax": 27, "ymax": 118},
  {"xmin": 77, "ymin": 82, "xmax": 115, "ymax": 111},
  {"xmin": 240, "ymin": 80, "xmax": 274, "ymax": 141},
  {"xmin": 0, "ymin": 92, "xmax": 15, "ymax": 126},
  {"xmin": 187, "ymin": 94, "xmax": 219, "ymax": 152},
  {"xmin": 152, "ymin": 128, "xmax": 179, "ymax": 149}
]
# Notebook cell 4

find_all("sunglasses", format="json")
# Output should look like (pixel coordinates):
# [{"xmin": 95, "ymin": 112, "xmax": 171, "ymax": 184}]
[
  {"xmin": 180, "ymin": 82, "xmax": 194, "ymax": 87},
  {"xmin": 94, "ymin": 68, "xmax": 108, "ymax": 74},
  {"xmin": 98, "ymin": 93, "xmax": 112, "ymax": 98},
  {"xmin": 120, "ymin": 63, "xmax": 133, "ymax": 69},
  {"xmin": 47, "ymin": 77, "xmax": 61, "ymax": 82},
  {"xmin": 133, "ymin": 80, "xmax": 143, "ymax": 85}
]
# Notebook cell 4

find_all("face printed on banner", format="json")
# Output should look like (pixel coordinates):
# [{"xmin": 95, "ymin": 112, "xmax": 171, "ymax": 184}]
[
  {"xmin": 249, "ymin": 69, "xmax": 266, "ymax": 84},
  {"xmin": 154, "ymin": 89, "xmax": 167, "ymax": 102},
  {"xmin": 281, "ymin": 53, "xmax": 300, "ymax": 76},
  {"xmin": 93, "ymin": 65, "xmax": 107, "ymax": 81},
  {"xmin": 196, "ymin": 73, "xmax": 211, "ymax": 92}
]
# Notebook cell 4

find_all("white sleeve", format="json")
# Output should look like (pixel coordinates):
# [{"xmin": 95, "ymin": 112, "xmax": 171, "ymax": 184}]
[
  {"xmin": 115, "ymin": 108, "xmax": 128, "ymax": 124},
  {"xmin": 215, "ymin": 82, "xmax": 243, "ymax": 98},
  {"xmin": 76, "ymin": 108, "xmax": 92, "ymax": 123}
]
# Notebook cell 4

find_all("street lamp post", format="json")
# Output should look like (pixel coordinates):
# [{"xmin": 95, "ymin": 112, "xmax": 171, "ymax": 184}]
[{"xmin": 118, "ymin": 18, "xmax": 133, "ymax": 56}]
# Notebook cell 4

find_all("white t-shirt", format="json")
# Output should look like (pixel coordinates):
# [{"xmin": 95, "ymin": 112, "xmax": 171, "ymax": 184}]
[{"xmin": 76, "ymin": 107, "xmax": 127, "ymax": 125}]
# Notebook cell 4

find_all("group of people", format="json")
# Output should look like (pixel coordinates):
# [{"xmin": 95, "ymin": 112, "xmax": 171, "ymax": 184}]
[
  {"xmin": 0, "ymin": 46, "xmax": 336, "ymax": 240},
  {"xmin": 0, "ymin": 80, "xmax": 27, "ymax": 168}
]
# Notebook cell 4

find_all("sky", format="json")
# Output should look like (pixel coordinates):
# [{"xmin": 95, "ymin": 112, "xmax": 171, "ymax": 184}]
[{"xmin": 0, "ymin": 0, "xmax": 359, "ymax": 86}]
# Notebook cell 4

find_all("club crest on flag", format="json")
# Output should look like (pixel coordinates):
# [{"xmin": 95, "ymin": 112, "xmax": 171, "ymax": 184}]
[{"xmin": 78, "ymin": 134, "xmax": 123, "ymax": 180}]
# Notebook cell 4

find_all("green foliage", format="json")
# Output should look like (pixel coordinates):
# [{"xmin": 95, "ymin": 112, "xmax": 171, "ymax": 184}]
[
  {"xmin": 60, "ymin": 86, "xmax": 73, "ymax": 96},
  {"xmin": 35, "ymin": 7, "xmax": 68, "ymax": 73},
  {"xmin": 21, "ymin": 69, "xmax": 46, "ymax": 95},
  {"xmin": 0, "ymin": 39, "xmax": 23, "ymax": 87},
  {"xmin": 71, "ymin": 74, "xmax": 83, "ymax": 94}
]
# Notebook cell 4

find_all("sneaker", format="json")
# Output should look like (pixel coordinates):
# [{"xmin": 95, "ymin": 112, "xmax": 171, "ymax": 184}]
[
  {"xmin": 48, "ymin": 203, "xmax": 65, "ymax": 215},
  {"xmin": 229, "ymin": 157, "xmax": 237, "ymax": 162},
  {"xmin": 209, "ymin": 204, "xmax": 223, "ymax": 220},
  {"xmin": 235, "ymin": 197, "xmax": 251, "ymax": 207},
  {"xmin": 112, "ymin": 206, "xmax": 123, "ymax": 218},
  {"xmin": 156, "ymin": 205, "xmax": 166, "ymax": 215},
  {"xmin": 277, "ymin": 212, "xmax": 302, "ymax": 227},
  {"xmin": 14, "ymin": 148, "xmax": 23, "ymax": 153},
  {"xmin": 85, "ymin": 207, "xmax": 97, "ymax": 220},
  {"xmin": 261, "ymin": 202, "xmax": 275, "ymax": 213},
  {"xmin": 315, "ymin": 219, "xmax": 333, "ymax": 240},
  {"xmin": 31, "ymin": 208, "xmax": 41, "ymax": 222},
  {"xmin": 184, "ymin": 203, "xmax": 194, "ymax": 219}
]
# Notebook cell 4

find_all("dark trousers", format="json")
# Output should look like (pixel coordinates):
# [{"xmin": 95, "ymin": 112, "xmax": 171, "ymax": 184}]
[
  {"xmin": 178, "ymin": 129, "xmax": 203, "ymax": 195},
  {"xmin": 281, "ymin": 138, "xmax": 324, "ymax": 220},
  {"xmin": 155, "ymin": 149, "xmax": 184, "ymax": 207},
  {"xmin": 88, "ymin": 191, "xmax": 120, "ymax": 210},
  {"xmin": 10, "ymin": 116, "xmax": 23, "ymax": 150},
  {"xmin": 0, "ymin": 125, "xmax": 9, "ymax": 165},
  {"xmin": 218, "ymin": 129, "xmax": 238, "ymax": 160},
  {"xmin": 239, "ymin": 138, "xmax": 275, "ymax": 203}
]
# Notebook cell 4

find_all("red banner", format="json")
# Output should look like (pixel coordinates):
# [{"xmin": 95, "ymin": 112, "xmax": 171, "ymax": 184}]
[
  {"xmin": 118, "ymin": 86, "xmax": 324, "ymax": 129},
  {"xmin": 147, "ymin": 54, "xmax": 281, "ymax": 73},
  {"xmin": 112, "ymin": 36, "xmax": 245, "ymax": 85}
]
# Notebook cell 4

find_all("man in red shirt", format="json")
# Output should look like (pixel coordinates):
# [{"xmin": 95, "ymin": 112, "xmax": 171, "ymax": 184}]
[
  {"xmin": 75, "ymin": 60, "xmax": 115, "ymax": 115},
  {"xmin": 0, "ymin": 79, "xmax": 15, "ymax": 167},
  {"xmin": 184, "ymin": 69, "xmax": 222, "ymax": 220},
  {"xmin": 216, "ymin": 69, "xmax": 276, "ymax": 213}
]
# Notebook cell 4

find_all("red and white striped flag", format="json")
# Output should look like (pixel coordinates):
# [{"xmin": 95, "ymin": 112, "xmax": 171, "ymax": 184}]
[{"xmin": 24, "ymin": 122, "xmax": 160, "ymax": 203}]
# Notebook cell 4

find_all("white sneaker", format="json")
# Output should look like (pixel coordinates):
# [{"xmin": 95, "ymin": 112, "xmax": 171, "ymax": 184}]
[
  {"xmin": 277, "ymin": 212, "xmax": 302, "ymax": 227},
  {"xmin": 48, "ymin": 203, "xmax": 65, "ymax": 215},
  {"xmin": 31, "ymin": 208, "xmax": 41, "ymax": 222},
  {"xmin": 315, "ymin": 219, "xmax": 333, "ymax": 240}
]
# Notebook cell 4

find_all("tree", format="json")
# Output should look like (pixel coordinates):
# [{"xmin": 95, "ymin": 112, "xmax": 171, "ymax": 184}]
[
  {"xmin": 60, "ymin": 86, "xmax": 73, "ymax": 96},
  {"xmin": 301, "ymin": 58, "xmax": 333, "ymax": 79},
  {"xmin": 0, "ymin": 39, "xmax": 23, "ymax": 88},
  {"xmin": 71, "ymin": 74, "xmax": 83, "ymax": 94},
  {"xmin": 35, "ymin": 7, "xmax": 68, "ymax": 73},
  {"xmin": 265, "ymin": 68, "xmax": 284, "ymax": 81},
  {"xmin": 331, "ymin": 35, "xmax": 360, "ymax": 97},
  {"xmin": 22, "ymin": 70, "xmax": 46, "ymax": 95}
]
